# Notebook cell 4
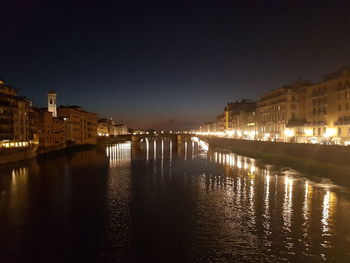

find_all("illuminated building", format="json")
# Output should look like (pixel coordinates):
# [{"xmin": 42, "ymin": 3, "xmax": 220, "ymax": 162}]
[
  {"xmin": 0, "ymin": 80, "xmax": 33, "ymax": 147},
  {"xmin": 58, "ymin": 105, "xmax": 97, "ymax": 145},
  {"xmin": 256, "ymin": 80, "xmax": 309, "ymax": 142},
  {"xmin": 113, "ymin": 124, "xmax": 128, "ymax": 135},
  {"xmin": 225, "ymin": 100, "xmax": 257, "ymax": 139},
  {"xmin": 32, "ymin": 108, "xmax": 65, "ymax": 150},
  {"xmin": 200, "ymin": 67, "xmax": 350, "ymax": 144},
  {"xmin": 301, "ymin": 67, "xmax": 350, "ymax": 144},
  {"xmin": 97, "ymin": 118, "xmax": 129, "ymax": 136},
  {"xmin": 97, "ymin": 118, "xmax": 110, "ymax": 136}
]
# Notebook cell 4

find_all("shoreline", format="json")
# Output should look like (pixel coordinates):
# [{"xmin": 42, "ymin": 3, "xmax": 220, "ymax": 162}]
[
  {"xmin": 0, "ymin": 136, "xmax": 132, "ymax": 166},
  {"xmin": 200, "ymin": 136, "xmax": 350, "ymax": 187}
]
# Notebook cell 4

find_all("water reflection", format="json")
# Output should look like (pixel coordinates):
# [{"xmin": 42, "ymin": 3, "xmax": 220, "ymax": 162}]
[
  {"xmin": 0, "ymin": 138, "xmax": 349, "ymax": 262},
  {"xmin": 190, "ymin": 137, "xmax": 349, "ymax": 262},
  {"xmin": 106, "ymin": 142, "xmax": 131, "ymax": 166}
]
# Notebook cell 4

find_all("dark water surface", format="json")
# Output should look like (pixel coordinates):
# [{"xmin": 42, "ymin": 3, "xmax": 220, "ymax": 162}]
[{"xmin": 1, "ymin": 138, "xmax": 350, "ymax": 262}]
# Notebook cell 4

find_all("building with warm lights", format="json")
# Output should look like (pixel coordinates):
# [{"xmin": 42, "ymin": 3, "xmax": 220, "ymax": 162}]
[
  {"xmin": 199, "ymin": 67, "xmax": 350, "ymax": 145},
  {"xmin": 301, "ymin": 67, "xmax": 350, "ymax": 144},
  {"xmin": 256, "ymin": 80, "xmax": 309, "ymax": 142},
  {"xmin": 225, "ymin": 100, "xmax": 257, "ymax": 139},
  {"xmin": 113, "ymin": 123, "xmax": 128, "ymax": 135},
  {"xmin": 0, "ymin": 80, "xmax": 33, "ymax": 148},
  {"xmin": 97, "ymin": 118, "xmax": 110, "ymax": 136},
  {"xmin": 32, "ymin": 108, "xmax": 65, "ymax": 151},
  {"xmin": 58, "ymin": 106, "xmax": 97, "ymax": 145}
]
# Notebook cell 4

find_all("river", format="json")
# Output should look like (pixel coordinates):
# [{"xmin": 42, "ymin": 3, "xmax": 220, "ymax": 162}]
[{"xmin": 0, "ymin": 137, "xmax": 350, "ymax": 262}]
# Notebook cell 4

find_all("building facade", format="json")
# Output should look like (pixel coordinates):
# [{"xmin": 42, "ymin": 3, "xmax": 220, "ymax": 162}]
[
  {"xmin": 58, "ymin": 106, "xmax": 97, "ymax": 145},
  {"xmin": 114, "ymin": 124, "xmax": 128, "ymax": 135},
  {"xmin": 300, "ymin": 68, "xmax": 350, "ymax": 144},
  {"xmin": 257, "ymin": 81, "xmax": 308, "ymax": 142},
  {"xmin": 0, "ymin": 80, "xmax": 33, "ymax": 147},
  {"xmin": 32, "ymin": 108, "xmax": 65, "ymax": 150},
  {"xmin": 225, "ymin": 100, "xmax": 257, "ymax": 139},
  {"xmin": 97, "ymin": 118, "xmax": 129, "ymax": 136},
  {"xmin": 97, "ymin": 118, "xmax": 110, "ymax": 136}
]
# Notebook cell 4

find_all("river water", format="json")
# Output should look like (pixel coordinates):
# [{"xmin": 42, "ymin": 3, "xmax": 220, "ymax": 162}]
[{"xmin": 0, "ymin": 138, "xmax": 350, "ymax": 262}]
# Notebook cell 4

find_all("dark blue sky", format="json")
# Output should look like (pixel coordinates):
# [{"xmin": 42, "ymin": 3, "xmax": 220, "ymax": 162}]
[{"xmin": 1, "ymin": 0, "xmax": 350, "ymax": 129}]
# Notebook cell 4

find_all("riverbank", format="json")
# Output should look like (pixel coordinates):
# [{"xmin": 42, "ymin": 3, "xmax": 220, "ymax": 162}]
[
  {"xmin": 36, "ymin": 144, "xmax": 97, "ymax": 159},
  {"xmin": 201, "ymin": 136, "xmax": 350, "ymax": 187},
  {"xmin": 0, "ymin": 135, "xmax": 131, "ymax": 166},
  {"xmin": 0, "ymin": 146, "xmax": 36, "ymax": 165},
  {"xmin": 0, "ymin": 144, "xmax": 98, "ymax": 165}
]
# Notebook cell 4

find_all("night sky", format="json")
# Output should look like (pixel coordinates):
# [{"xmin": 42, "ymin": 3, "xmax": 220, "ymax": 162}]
[{"xmin": 1, "ymin": 1, "xmax": 350, "ymax": 129}]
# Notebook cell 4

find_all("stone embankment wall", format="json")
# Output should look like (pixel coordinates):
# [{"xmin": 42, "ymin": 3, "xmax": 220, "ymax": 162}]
[
  {"xmin": 201, "ymin": 136, "xmax": 350, "ymax": 186},
  {"xmin": 0, "ymin": 147, "xmax": 36, "ymax": 165}
]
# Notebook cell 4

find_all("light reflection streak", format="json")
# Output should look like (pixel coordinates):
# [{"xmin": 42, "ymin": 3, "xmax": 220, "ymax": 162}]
[
  {"xmin": 237, "ymin": 156, "xmax": 242, "ymax": 169},
  {"xmin": 169, "ymin": 140, "xmax": 172, "ymax": 178},
  {"xmin": 263, "ymin": 171, "xmax": 270, "ymax": 237},
  {"xmin": 161, "ymin": 140, "xmax": 164, "ymax": 177},
  {"xmin": 153, "ymin": 140, "xmax": 156, "ymax": 160},
  {"xmin": 303, "ymin": 181, "xmax": 311, "ymax": 227},
  {"xmin": 146, "ymin": 138, "xmax": 149, "ymax": 161},
  {"xmin": 106, "ymin": 142, "xmax": 131, "ymax": 167},
  {"xmin": 236, "ymin": 177, "xmax": 241, "ymax": 205},
  {"xmin": 283, "ymin": 177, "xmax": 293, "ymax": 231},
  {"xmin": 191, "ymin": 141, "xmax": 194, "ymax": 159},
  {"xmin": 248, "ymin": 178, "xmax": 256, "ymax": 229},
  {"xmin": 244, "ymin": 158, "xmax": 248, "ymax": 170},
  {"xmin": 321, "ymin": 190, "xmax": 335, "ymax": 235}
]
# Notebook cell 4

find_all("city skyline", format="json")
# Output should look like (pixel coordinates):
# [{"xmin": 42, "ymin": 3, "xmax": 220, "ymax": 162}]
[{"xmin": 1, "ymin": 1, "xmax": 350, "ymax": 129}]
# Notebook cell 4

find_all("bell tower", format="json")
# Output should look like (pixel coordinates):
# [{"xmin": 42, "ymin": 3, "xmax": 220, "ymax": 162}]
[{"xmin": 47, "ymin": 90, "xmax": 57, "ymax": 117}]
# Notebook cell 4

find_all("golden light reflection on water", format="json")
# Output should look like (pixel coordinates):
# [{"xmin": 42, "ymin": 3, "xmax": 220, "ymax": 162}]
[
  {"xmin": 190, "ymin": 137, "xmax": 347, "ymax": 261},
  {"xmin": 321, "ymin": 190, "xmax": 337, "ymax": 236},
  {"xmin": 283, "ymin": 176, "xmax": 294, "ymax": 232},
  {"xmin": 263, "ymin": 170, "xmax": 271, "ymax": 239},
  {"xmin": 106, "ymin": 142, "xmax": 131, "ymax": 167},
  {"xmin": 1, "ymin": 138, "xmax": 349, "ymax": 262}
]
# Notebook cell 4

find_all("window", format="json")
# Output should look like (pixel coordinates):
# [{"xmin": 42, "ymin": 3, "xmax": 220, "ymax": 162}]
[
  {"xmin": 338, "ymin": 127, "xmax": 342, "ymax": 136},
  {"xmin": 50, "ymin": 99, "xmax": 53, "ymax": 104},
  {"xmin": 318, "ymin": 127, "xmax": 321, "ymax": 136},
  {"xmin": 338, "ymin": 105, "xmax": 342, "ymax": 111}
]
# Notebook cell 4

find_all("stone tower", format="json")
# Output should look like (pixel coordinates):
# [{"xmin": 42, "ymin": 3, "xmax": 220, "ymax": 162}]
[{"xmin": 47, "ymin": 90, "xmax": 57, "ymax": 117}]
